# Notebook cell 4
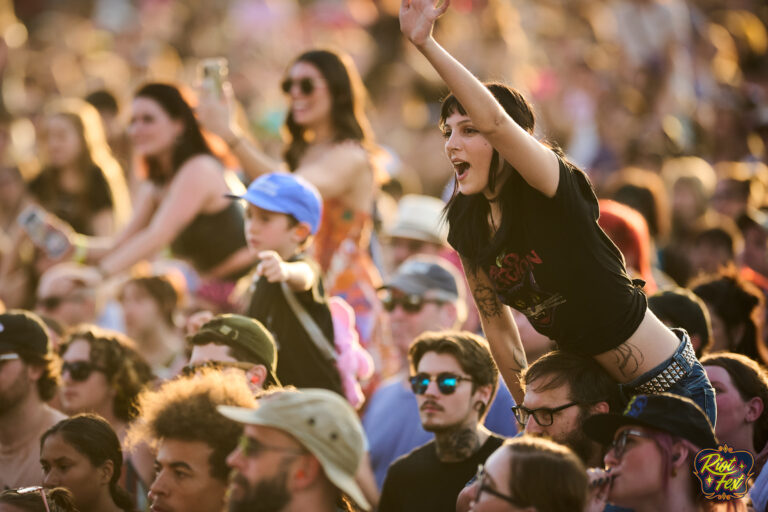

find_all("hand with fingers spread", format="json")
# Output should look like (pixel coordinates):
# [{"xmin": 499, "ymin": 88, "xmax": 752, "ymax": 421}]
[
  {"xmin": 256, "ymin": 250, "xmax": 290, "ymax": 283},
  {"xmin": 399, "ymin": 0, "xmax": 450, "ymax": 47}
]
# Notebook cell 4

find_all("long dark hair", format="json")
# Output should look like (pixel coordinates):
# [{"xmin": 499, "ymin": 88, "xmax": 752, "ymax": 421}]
[
  {"xmin": 282, "ymin": 49, "xmax": 375, "ymax": 170},
  {"xmin": 441, "ymin": 83, "xmax": 537, "ymax": 270},
  {"xmin": 41, "ymin": 414, "xmax": 135, "ymax": 512},
  {"xmin": 134, "ymin": 83, "xmax": 214, "ymax": 185}
]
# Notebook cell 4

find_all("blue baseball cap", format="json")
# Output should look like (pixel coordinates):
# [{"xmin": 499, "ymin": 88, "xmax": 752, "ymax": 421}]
[{"xmin": 230, "ymin": 173, "xmax": 323, "ymax": 234}]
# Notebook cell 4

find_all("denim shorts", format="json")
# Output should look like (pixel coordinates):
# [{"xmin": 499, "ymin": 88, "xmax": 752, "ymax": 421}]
[{"xmin": 619, "ymin": 329, "xmax": 716, "ymax": 427}]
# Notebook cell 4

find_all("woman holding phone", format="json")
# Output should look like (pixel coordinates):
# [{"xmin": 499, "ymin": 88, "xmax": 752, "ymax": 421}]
[
  {"xmin": 397, "ymin": 0, "xmax": 715, "ymax": 419},
  {"xmin": 198, "ymin": 49, "xmax": 384, "ymax": 347}
]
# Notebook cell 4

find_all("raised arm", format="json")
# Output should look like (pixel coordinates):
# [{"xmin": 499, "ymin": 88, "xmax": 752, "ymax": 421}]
[
  {"xmin": 400, "ymin": 0, "xmax": 560, "ymax": 197},
  {"xmin": 196, "ymin": 86, "xmax": 286, "ymax": 179},
  {"xmin": 461, "ymin": 257, "xmax": 527, "ymax": 405}
]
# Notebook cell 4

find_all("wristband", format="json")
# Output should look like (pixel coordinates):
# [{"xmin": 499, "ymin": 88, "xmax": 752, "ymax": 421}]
[{"xmin": 71, "ymin": 235, "xmax": 88, "ymax": 264}]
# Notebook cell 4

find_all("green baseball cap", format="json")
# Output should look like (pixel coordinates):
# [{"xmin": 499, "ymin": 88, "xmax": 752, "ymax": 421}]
[{"xmin": 189, "ymin": 315, "xmax": 280, "ymax": 387}]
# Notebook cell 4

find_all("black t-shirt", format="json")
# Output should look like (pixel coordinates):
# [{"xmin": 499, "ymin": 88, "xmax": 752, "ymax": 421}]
[
  {"xmin": 29, "ymin": 165, "xmax": 113, "ymax": 235},
  {"xmin": 483, "ymin": 156, "xmax": 646, "ymax": 355},
  {"xmin": 378, "ymin": 434, "xmax": 504, "ymax": 512},
  {"xmin": 246, "ymin": 255, "xmax": 344, "ymax": 395}
]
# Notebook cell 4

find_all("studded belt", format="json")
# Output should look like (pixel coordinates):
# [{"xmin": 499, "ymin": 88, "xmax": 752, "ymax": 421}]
[{"xmin": 634, "ymin": 339, "xmax": 697, "ymax": 394}]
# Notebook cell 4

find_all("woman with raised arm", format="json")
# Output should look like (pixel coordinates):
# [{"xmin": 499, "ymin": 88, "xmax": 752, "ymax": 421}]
[
  {"xmin": 70, "ymin": 83, "xmax": 254, "ymax": 311},
  {"xmin": 197, "ymin": 49, "xmax": 383, "ymax": 347},
  {"xmin": 398, "ymin": 0, "xmax": 714, "ymax": 417}
]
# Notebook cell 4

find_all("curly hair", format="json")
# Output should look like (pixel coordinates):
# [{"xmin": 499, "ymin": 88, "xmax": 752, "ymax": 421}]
[
  {"xmin": 409, "ymin": 330, "xmax": 498, "ymax": 418},
  {"xmin": 58, "ymin": 325, "xmax": 154, "ymax": 422},
  {"xmin": 0, "ymin": 487, "xmax": 78, "ymax": 512},
  {"xmin": 127, "ymin": 370, "xmax": 256, "ymax": 481}
]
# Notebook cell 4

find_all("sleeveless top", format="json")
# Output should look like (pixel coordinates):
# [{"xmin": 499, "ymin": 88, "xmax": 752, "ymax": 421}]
[
  {"xmin": 170, "ymin": 200, "xmax": 249, "ymax": 280},
  {"xmin": 313, "ymin": 198, "xmax": 382, "ymax": 346},
  {"xmin": 480, "ymin": 156, "xmax": 647, "ymax": 355}
]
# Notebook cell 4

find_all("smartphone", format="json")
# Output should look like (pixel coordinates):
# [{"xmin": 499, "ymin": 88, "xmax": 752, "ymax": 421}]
[
  {"xmin": 198, "ymin": 58, "xmax": 228, "ymax": 99},
  {"xmin": 17, "ymin": 206, "xmax": 71, "ymax": 259}
]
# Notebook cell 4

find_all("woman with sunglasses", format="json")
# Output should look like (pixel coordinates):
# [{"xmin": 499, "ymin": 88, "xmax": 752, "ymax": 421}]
[
  {"xmin": 0, "ymin": 487, "xmax": 78, "ymax": 512},
  {"xmin": 459, "ymin": 436, "xmax": 587, "ymax": 512},
  {"xmin": 197, "ymin": 49, "xmax": 384, "ymax": 350},
  {"xmin": 57, "ymin": 326, "xmax": 154, "ymax": 508},
  {"xmin": 40, "ymin": 414, "xmax": 134, "ymax": 512},
  {"xmin": 584, "ymin": 393, "xmax": 747, "ymax": 512},
  {"xmin": 398, "ymin": 0, "xmax": 715, "ymax": 418},
  {"xmin": 53, "ymin": 83, "xmax": 254, "ymax": 312}
]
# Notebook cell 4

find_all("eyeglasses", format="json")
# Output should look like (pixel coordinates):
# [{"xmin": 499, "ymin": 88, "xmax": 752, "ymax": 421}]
[
  {"xmin": 608, "ymin": 429, "xmax": 655, "ymax": 459},
  {"xmin": 61, "ymin": 360, "xmax": 107, "ymax": 382},
  {"xmin": 13, "ymin": 487, "xmax": 51, "ymax": 512},
  {"xmin": 511, "ymin": 401, "xmax": 581, "ymax": 427},
  {"xmin": 181, "ymin": 360, "xmax": 254, "ymax": 377},
  {"xmin": 237, "ymin": 435, "xmax": 306, "ymax": 459},
  {"xmin": 37, "ymin": 295, "xmax": 77, "ymax": 310},
  {"xmin": 409, "ymin": 372, "xmax": 473, "ymax": 395},
  {"xmin": 473, "ymin": 464, "xmax": 520, "ymax": 506},
  {"xmin": 380, "ymin": 293, "xmax": 446, "ymax": 313},
  {"xmin": 280, "ymin": 77, "xmax": 322, "ymax": 96}
]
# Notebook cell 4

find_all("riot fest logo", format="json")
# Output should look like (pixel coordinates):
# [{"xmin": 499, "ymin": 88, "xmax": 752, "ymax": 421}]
[{"xmin": 693, "ymin": 444, "xmax": 754, "ymax": 500}]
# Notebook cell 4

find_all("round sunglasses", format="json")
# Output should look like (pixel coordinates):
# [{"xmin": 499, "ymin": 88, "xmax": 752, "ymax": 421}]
[
  {"xmin": 61, "ymin": 360, "xmax": 107, "ymax": 382},
  {"xmin": 380, "ymin": 293, "xmax": 446, "ymax": 314},
  {"xmin": 409, "ymin": 372, "xmax": 473, "ymax": 395}
]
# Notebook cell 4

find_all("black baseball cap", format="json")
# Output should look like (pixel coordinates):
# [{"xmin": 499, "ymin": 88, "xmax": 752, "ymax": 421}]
[
  {"xmin": 648, "ymin": 288, "xmax": 711, "ymax": 348},
  {"xmin": 380, "ymin": 255, "xmax": 461, "ymax": 301},
  {"xmin": 0, "ymin": 310, "xmax": 51, "ymax": 356},
  {"xmin": 188, "ymin": 314, "xmax": 280, "ymax": 387},
  {"xmin": 584, "ymin": 393, "xmax": 718, "ymax": 450}
]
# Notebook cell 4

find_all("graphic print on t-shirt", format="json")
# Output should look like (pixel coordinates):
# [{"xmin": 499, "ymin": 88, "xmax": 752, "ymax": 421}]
[{"xmin": 488, "ymin": 250, "xmax": 566, "ymax": 329}]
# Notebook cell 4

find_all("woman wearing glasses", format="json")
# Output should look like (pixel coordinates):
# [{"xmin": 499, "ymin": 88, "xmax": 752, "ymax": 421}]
[
  {"xmin": 0, "ymin": 487, "xmax": 78, "ymax": 512},
  {"xmin": 197, "ymin": 49, "xmax": 384, "ymax": 352},
  {"xmin": 583, "ymin": 393, "xmax": 747, "ymax": 512},
  {"xmin": 462, "ymin": 436, "xmax": 587, "ymax": 512},
  {"xmin": 57, "ymin": 326, "xmax": 154, "ymax": 508},
  {"xmin": 40, "ymin": 415, "xmax": 134, "ymax": 512}
]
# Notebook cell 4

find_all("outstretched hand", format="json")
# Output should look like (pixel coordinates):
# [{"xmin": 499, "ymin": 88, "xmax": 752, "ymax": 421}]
[
  {"xmin": 196, "ymin": 81, "xmax": 237, "ymax": 141},
  {"xmin": 399, "ymin": 0, "xmax": 449, "ymax": 47}
]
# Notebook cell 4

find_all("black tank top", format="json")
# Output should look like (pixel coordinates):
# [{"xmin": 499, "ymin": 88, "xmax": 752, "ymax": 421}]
[{"xmin": 170, "ymin": 200, "xmax": 248, "ymax": 279}]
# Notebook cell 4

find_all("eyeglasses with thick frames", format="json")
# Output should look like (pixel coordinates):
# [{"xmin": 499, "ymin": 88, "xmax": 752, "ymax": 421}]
[
  {"xmin": 473, "ymin": 464, "xmax": 521, "ymax": 506},
  {"xmin": 409, "ymin": 372, "xmax": 473, "ymax": 395},
  {"xmin": 380, "ymin": 293, "xmax": 446, "ymax": 314},
  {"xmin": 181, "ymin": 360, "xmax": 253, "ymax": 377},
  {"xmin": 61, "ymin": 360, "xmax": 107, "ymax": 382},
  {"xmin": 608, "ymin": 429, "xmax": 655, "ymax": 459},
  {"xmin": 13, "ymin": 486, "xmax": 51, "ymax": 512},
  {"xmin": 511, "ymin": 401, "xmax": 581, "ymax": 427},
  {"xmin": 281, "ymin": 77, "xmax": 322, "ymax": 96},
  {"xmin": 237, "ymin": 436, "xmax": 306, "ymax": 459}
]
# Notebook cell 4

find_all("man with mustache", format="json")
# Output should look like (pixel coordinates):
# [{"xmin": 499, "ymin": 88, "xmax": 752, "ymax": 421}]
[
  {"xmin": 219, "ymin": 388, "xmax": 370, "ymax": 512},
  {"xmin": 378, "ymin": 331, "xmax": 505, "ymax": 512}
]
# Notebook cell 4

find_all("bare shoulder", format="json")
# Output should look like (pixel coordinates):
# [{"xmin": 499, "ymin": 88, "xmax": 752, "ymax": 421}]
[
  {"xmin": 175, "ymin": 154, "xmax": 223, "ymax": 182},
  {"xmin": 329, "ymin": 140, "xmax": 369, "ymax": 165}
]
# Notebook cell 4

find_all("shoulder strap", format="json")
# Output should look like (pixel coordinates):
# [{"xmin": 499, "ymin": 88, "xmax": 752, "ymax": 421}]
[{"xmin": 280, "ymin": 282, "xmax": 337, "ymax": 362}]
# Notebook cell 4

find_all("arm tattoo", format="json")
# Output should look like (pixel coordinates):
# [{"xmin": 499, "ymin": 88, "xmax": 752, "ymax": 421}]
[
  {"xmin": 472, "ymin": 284, "xmax": 502, "ymax": 318},
  {"xmin": 435, "ymin": 428, "xmax": 481, "ymax": 462},
  {"xmin": 511, "ymin": 347, "xmax": 528, "ymax": 373},
  {"xmin": 612, "ymin": 342, "xmax": 644, "ymax": 379}
]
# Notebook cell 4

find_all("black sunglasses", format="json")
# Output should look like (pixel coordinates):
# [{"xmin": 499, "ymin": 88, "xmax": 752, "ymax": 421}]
[
  {"xmin": 61, "ymin": 360, "xmax": 107, "ymax": 382},
  {"xmin": 511, "ymin": 401, "xmax": 581, "ymax": 427},
  {"xmin": 380, "ymin": 293, "xmax": 445, "ymax": 313},
  {"xmin": 281, "ymin": 77, "xmax": 317, "ymax": 95},
  {"xmin": 409, "ymin": 372, "xmax": 473, "ymax": 395},
  {"xmin": 237, "ymin": 436, "xmax": 306, "ymax": 458}
]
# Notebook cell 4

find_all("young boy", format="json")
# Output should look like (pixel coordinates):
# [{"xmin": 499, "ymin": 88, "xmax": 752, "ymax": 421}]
[{"xmin": 231, "ymin": 173, "xmax": 343, "ymax": 394}]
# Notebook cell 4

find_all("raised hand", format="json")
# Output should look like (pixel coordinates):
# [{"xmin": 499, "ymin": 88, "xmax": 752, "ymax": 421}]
[
  {"xmin": 399, "ymin": 0, "xmax": 450, "ymax": 47},
  {"xmin": 196, "ymin": 81, "xmax": 237, "ymax": 142}
]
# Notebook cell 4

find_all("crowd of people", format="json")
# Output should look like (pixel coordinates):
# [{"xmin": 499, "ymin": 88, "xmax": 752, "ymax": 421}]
[{"xmin": 0, "ymin": 0, "xmax": 767, "ymax": 511}]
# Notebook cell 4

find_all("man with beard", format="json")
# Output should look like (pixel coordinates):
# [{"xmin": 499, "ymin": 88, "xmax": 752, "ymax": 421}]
[
  {"xmin": 127, "ymin": 370, "xmax": 256, "ymax": 512},
  {"xmin": 514, "ymin": 350, "xmax": 624, "ymax": 466},
  {"xmin": 0, "ymin": 310, "xmax": 65, "ymax": 488},
  {"xmin": 219, "ymin": 388, "xmax": 370, "ymax": 512},
  {"xmin": 377, "ymin": 331, "xmax": 505, "ymax": 512}
]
